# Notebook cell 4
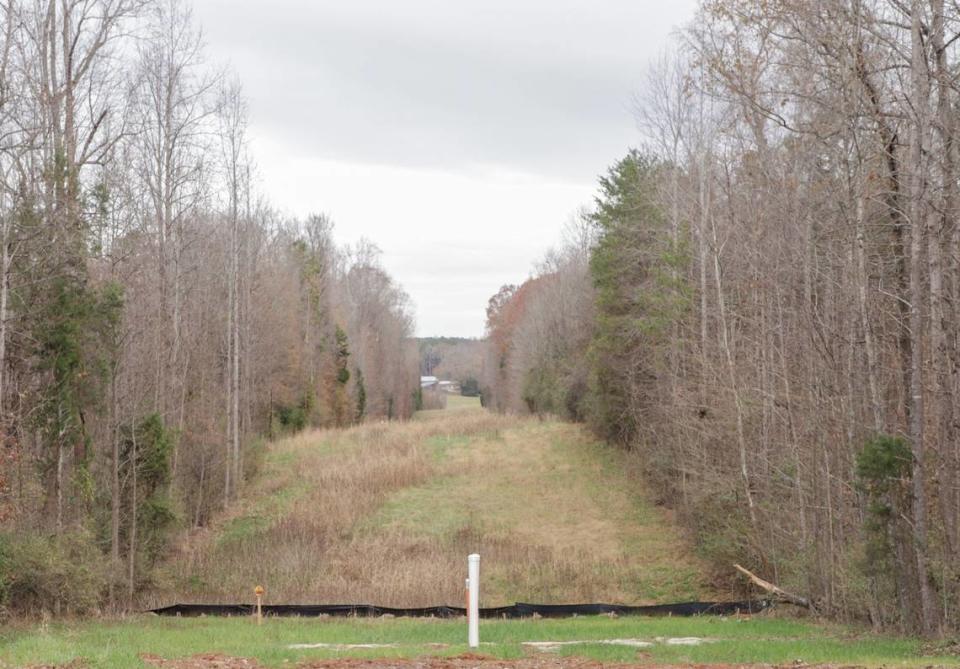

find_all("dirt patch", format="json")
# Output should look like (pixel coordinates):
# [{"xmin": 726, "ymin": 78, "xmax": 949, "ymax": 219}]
[
  {"xmin": 299, "ymin": 658, "xmax": 607, "ymax": 669},
  {"xmin": 289, "ymin": 644, "xmax": 399, "ymax": 651},
  {"xmin": 521, "ymin": 638, "xmax": 714, "ymax": 652},
  {"xmin": 140, "ymin": 654, "xmax": 260, "ymax": 669},
  {"xmin": 136, "ymin": 654, "xmax": 867, "ymax": 669}
]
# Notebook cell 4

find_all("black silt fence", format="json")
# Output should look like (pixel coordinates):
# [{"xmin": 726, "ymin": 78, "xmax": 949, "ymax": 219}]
[{"xmin": 149, "ymin": 599, "xmax": 771, "ymax": 619}]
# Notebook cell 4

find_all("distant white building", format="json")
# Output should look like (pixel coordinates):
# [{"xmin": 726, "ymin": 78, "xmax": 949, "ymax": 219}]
[
  {"xmin": 438, "ymin": 380, "xmax": 460, "ymax": 394},
  {"xmin": 421, "ymin": 376, "xmax": 460, "ymax": 394}
]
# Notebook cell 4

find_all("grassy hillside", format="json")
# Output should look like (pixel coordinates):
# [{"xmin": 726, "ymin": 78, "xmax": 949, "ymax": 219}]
[{"xmin": 153, "ymin": 403, "xmax": 707, "ymax": 607}]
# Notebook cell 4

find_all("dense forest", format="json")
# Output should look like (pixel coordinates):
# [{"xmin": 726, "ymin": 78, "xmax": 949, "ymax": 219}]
[
  {"xmin": 483, "ymin": 0, "xmax": 960, "ymax": 635},
  {"xmin": 0, "ymin": 0, "xmax": 417, "ymax": 614}
]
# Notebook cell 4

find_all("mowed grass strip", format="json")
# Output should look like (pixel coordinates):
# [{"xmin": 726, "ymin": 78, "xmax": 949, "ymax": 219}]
[
  {"xmin": 2, "ymin": 614, "xmax": 957, "ymax": 669},
  {"xmin": 156, "ymin": 403, "xmax": 707, "ymax": 608}
]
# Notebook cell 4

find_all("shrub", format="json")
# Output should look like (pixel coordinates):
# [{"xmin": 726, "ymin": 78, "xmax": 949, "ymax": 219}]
[
  {"xmin": 0, "ymin": 528, "xmax": 106, "ymax": 616},
  {"xmin": 460, "ymin": 377, "xmax": 480, "ymax": 397},
  {"xmin": 275, "ymin": 392, "xmax": 315, "ymax": 433},
  {"xmin": 855, "ymin": 434, "xmax": 913, "ymax": 604}
]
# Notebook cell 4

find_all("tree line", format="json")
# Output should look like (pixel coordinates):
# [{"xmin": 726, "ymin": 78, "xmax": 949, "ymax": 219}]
[
  {"xmin": 0, "ymin": 0, "xmax": 417, "ymax": 615},
  {"xmin": 418, "ymin": 337, "xmax": 483, "ymax": 396},
  {"xmin": 483, "ymin": 0, "xmax": 960, "ymax": 635}
]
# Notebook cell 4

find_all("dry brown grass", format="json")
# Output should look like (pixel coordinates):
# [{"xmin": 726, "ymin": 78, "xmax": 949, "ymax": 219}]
[{"xmin": 152, "ymin": 406, "xmax": 709, "ymax": 608}]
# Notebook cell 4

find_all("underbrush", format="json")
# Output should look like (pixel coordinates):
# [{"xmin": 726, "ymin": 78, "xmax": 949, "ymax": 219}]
[{"xmin": 0, "ymin": 527, "xmax": 107, "ymax": 617}]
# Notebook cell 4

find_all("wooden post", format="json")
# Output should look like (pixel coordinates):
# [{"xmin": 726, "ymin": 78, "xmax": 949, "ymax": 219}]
[{"xmin": 254, "ymin": 585, "xmax": 264, "ymax": 625}]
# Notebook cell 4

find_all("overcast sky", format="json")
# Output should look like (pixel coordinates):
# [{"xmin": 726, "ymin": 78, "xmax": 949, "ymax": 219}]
[{"xmin": 191, "ymin": 0, "xmax": 698, "ymax": 337}]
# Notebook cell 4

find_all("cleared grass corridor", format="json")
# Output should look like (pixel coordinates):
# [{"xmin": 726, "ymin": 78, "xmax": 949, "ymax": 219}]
[{"xmin": 159, "ymin": 399, "xmax": 706, "ymax": 607}]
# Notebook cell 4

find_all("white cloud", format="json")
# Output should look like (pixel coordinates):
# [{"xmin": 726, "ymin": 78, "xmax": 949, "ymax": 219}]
[{"xmin": 192, "ymin": 0, "xmax": 698, "ymax": 336}]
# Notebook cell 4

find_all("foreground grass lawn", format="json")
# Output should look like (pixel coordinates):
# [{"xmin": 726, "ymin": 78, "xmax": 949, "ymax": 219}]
[{"xmin": 2, "ymin": 614, "xmax": 958, "ymax": 669}]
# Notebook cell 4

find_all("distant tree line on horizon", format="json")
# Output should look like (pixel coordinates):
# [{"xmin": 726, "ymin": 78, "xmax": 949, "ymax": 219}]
[
  {"xmin": 483, "ymin": 0, "xmax": 960, "ymax": 635},
  {"xmin": 0, "ymin": 0, "xmax": 417, "ymax": 616}
]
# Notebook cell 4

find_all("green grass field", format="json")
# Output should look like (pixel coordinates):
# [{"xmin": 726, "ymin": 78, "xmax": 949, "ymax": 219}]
[{"xmin": 3, "ymin": 614, "xmax": 958, "ymax": 669}]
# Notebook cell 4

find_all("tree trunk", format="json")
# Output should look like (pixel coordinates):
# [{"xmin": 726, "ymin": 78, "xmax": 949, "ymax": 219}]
[
  {"xmin": 110, "ymin": 376, "xmax": 120, "ymax": 607},
  {"xmin": 230, "ymin": 158, "xmax": 241, "ymax": 494},
  {"xmin": 855, "ymin": 189, "xmax": 883, "ymax": 433},
  {"xmin": 128, "ymin": 419, "xmax": 137, "ymax": 604},
  {"xmin": 710, "ymin": 199, "xmax": 757, "ymax": 529},
  {"xmin": 0, "ymin": 207, "xmax": 8, "ymax": 430},
  {"xmin": 908, "ymin": 0, "xmax": 940, "ymax": 634},
  {"xmin": 929, "ymin": 0, "xmax": 959, "ymax": 562}
]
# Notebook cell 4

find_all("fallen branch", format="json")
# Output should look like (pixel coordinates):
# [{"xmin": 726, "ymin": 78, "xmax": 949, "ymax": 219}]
[{"xmin": 734, "ymin": 563, "xmax": 814, "ymax": 611}]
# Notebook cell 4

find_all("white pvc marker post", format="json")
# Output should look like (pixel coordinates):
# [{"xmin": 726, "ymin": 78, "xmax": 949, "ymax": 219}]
[{"xmin": 467, "ymin": 553, "xmax": 480, "ymax": 648}]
